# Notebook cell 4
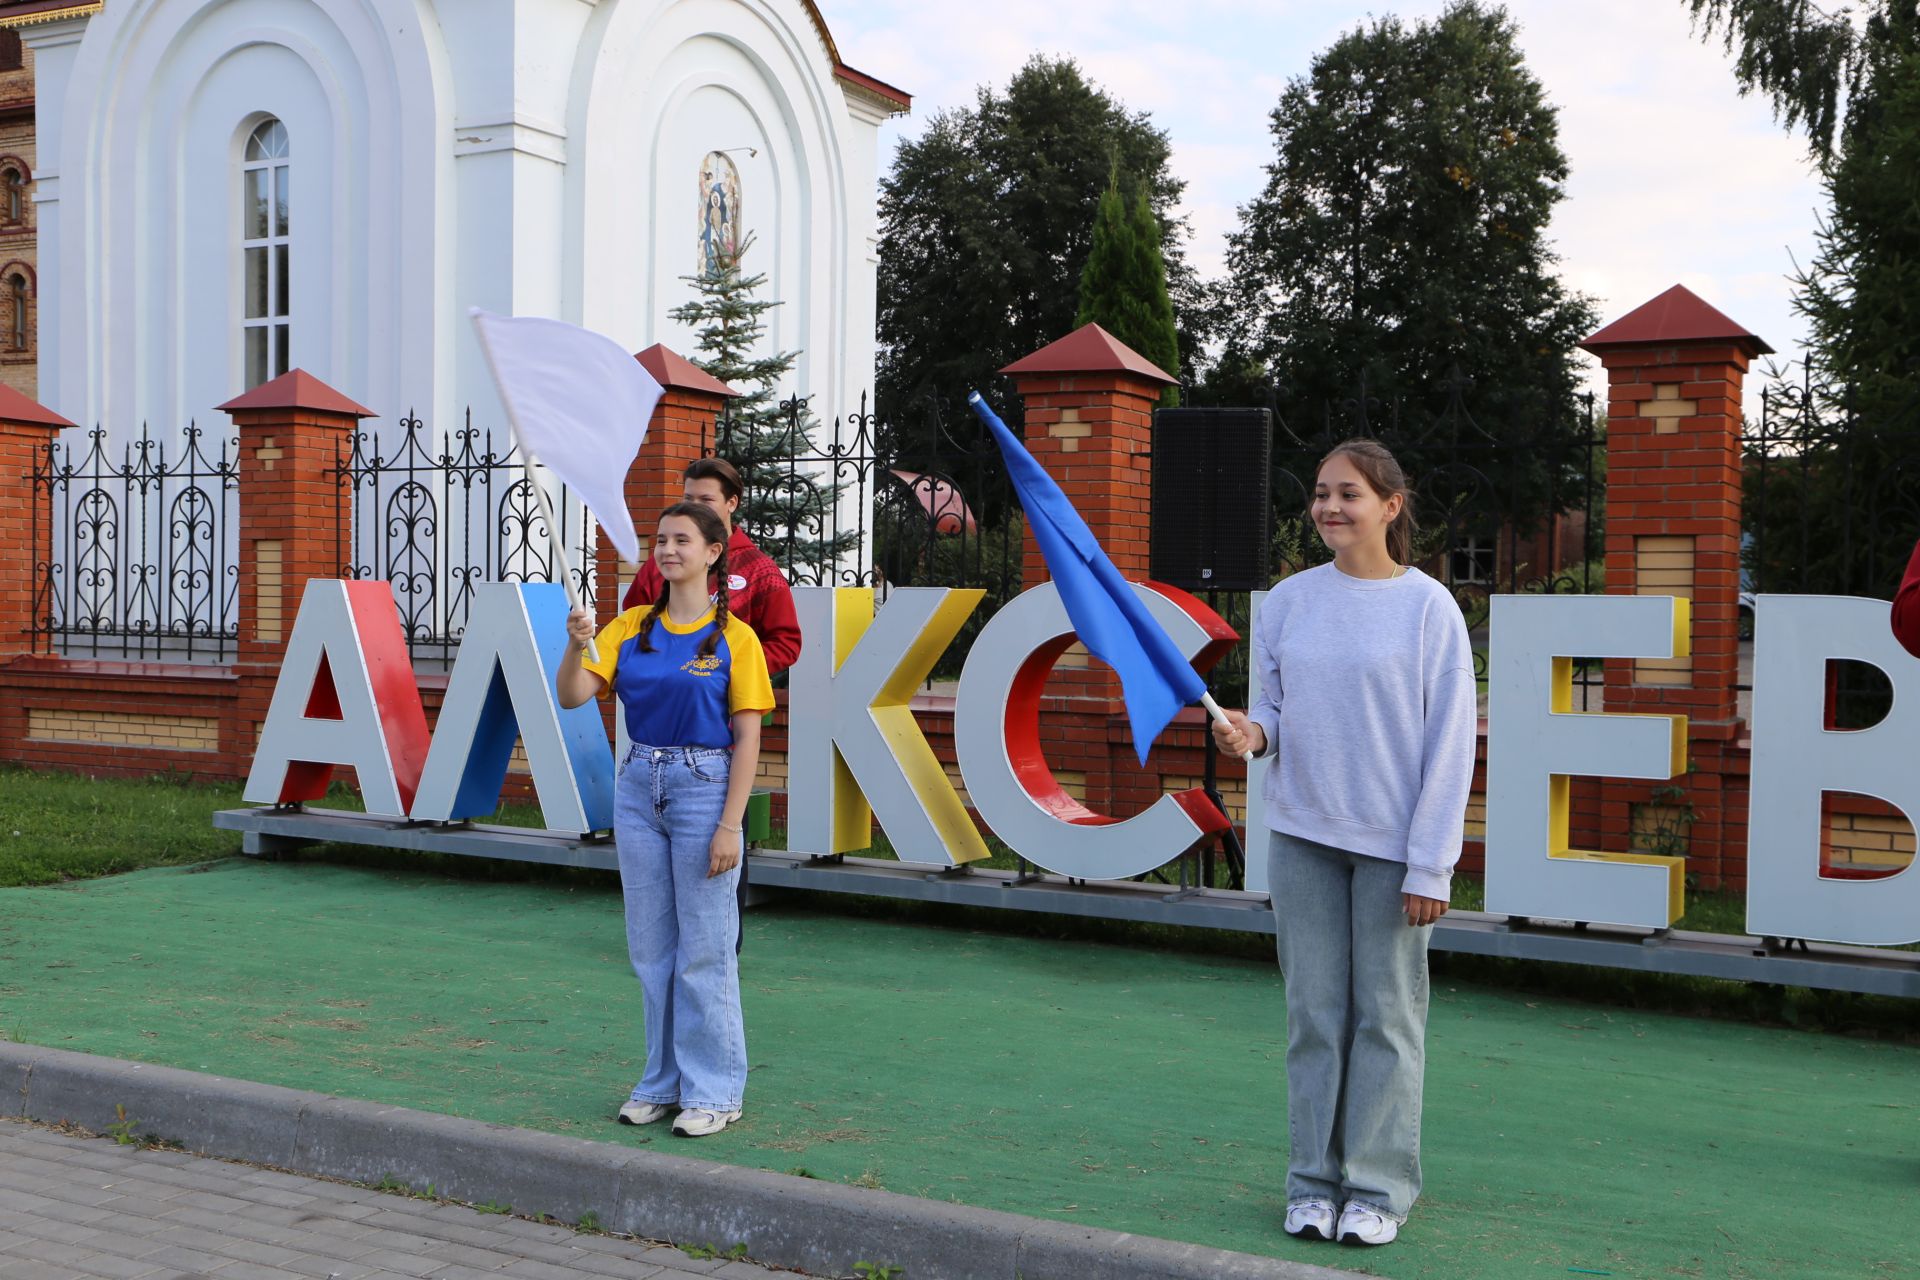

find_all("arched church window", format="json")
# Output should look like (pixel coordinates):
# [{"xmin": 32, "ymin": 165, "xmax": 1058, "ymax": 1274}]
[
  {"xmin": 4, "ymin": 170, "xmax": 21, "ymax": 225},
  {"xmin": 10, "ymin": 274, "xmax": 27, "ymax": 352},
  {"xmin": 240, "ymin": 118, "xmax": 291, "ymax": 388}
]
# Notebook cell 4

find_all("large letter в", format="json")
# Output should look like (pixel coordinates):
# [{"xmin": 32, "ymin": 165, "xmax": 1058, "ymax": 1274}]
[
  {"xmin": 1484, "ymin": 594, "xmax": 1690, "ymax": 928},
  {"xmin": 1748, "ymin": 595, "xmax": 1920, "ymax": 945},
  {"xmin": 409, "ymin": 582, "xmax": 615, "ymax": 834},
  {"xmin": 243, "ymin": 579, "xmax": 431, "ymax": 818},
  {"xmin": 954, "ymin": 581, "xmax": 1236, "ymax": 880},
  {"xmin": 785, "ymin": 586, "xmax": 991, "ymax": 866}
]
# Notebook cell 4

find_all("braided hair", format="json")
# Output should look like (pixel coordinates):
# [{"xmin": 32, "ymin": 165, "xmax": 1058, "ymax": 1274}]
[{"xmin": 636, "ymin": 501, "xmax": 732, "ymax": 658}]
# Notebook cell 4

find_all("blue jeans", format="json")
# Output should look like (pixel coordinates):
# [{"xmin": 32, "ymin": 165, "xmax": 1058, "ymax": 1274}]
[
  {"xmin": 1269, "ymin": 830, "xmax": 1430, "ymax": 1221},
  {"xmin": 615, "ymin": 744, "xmax": 747, "ymax": 1112}
]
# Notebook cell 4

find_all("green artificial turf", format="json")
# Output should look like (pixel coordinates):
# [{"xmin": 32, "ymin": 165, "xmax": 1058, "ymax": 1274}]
[{"xmin": 2, "ymin": 857, "xmax": 1914, "ymax": 1280}]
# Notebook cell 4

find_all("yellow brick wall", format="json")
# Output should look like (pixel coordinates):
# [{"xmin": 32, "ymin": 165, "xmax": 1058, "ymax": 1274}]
[
  {"xmin": 28, "ymin": 709, "xmax": 219, "ymax": 751},
  {"xmin": 1828, "ymin": 810, "xmax": 1917, "ymax": 870},
  {"xmin": 1630, "ymin": 802, "xmax": 1691, "ymax": 856},
  {"xmin": 1634, "ymin": 535, "xmax": 1694, "ymax": 685}
]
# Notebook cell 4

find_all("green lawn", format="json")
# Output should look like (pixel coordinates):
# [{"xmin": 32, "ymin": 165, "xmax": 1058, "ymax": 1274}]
[{"xmin": 2, "ymin": 765, "xmax": 1913, "ymax": 1038}]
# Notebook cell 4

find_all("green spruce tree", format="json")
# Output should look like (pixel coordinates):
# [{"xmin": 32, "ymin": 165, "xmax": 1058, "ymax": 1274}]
[
  {"xmin": 1075, "ymin": 179, "xmax": 1181, "ymax": 407},
  {"xmin": 668, "ymin": 236, "xmax": 855, "ymax": 582}
]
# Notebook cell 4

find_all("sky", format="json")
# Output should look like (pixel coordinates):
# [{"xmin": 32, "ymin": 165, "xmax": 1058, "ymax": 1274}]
[{"xmin": 826, "ymin": 0, "xmax": 1828, "ymax": 388}]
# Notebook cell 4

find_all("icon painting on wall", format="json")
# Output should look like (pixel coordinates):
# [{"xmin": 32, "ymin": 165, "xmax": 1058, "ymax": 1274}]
[{"xmin": 698, "ymin": 151, "xmax": 741, "ymax": 277}]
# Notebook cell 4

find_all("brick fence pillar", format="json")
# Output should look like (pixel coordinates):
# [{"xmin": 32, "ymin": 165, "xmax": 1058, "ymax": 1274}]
[
  {"xmin": 1002, "ymin": 323, "xmax": 1177, "ymax": 815},
  {"xmin": 218, "ymin": 370, "xmax": 374, "ymax": 777},
  {"xmin": 599, "ymin": 345, "xmax": 738, "ymax": 630},
  {"xmin": 1579, "ymin": 285, "xmax": 1769, "ymax": 889},
  {"xmin": 0, "ymin": 388, "xmax": 76, "ymax": 765},
  {"xmin": 0, "ymin": 386, "xmax": 74, "ymax": 661}
]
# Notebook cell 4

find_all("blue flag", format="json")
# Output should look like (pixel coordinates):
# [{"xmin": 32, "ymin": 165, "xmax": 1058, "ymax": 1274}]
[{"xmin": 969, "ymin": 391, "xmax": 1205, "ymax": 766}]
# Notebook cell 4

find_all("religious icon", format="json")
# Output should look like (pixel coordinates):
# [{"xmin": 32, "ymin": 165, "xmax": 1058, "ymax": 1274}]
[{"xmin": 698, "ymin": 152, "xmax": 741, "ymax": 277}]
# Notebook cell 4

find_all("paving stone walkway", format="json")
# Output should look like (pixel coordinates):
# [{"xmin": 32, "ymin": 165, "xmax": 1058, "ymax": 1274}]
[{"xmin": 0, "ymin": 1119, "xmax": 805, "ymax": 1280}]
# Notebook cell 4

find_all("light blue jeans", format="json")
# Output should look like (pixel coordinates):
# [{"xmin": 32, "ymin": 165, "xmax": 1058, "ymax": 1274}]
[
  {"xmin": 1269, "ymin": 830, "xmax": 1430, "ymax": 1222},
  {"xmin": 614, "ymin": 744, "xmax": 747, "ymax": 1113}
]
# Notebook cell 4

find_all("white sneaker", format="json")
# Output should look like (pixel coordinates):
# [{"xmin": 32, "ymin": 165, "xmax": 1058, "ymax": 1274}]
[
  {"xmin": 1283, "ymin": 1199, "xmax": 1337, "ymax": 1241},
  {"xmin": 1336, "ymin": 1202, "xmax": 1399, "ymax": 1246},
  {"xmin": 616, "ymin": 1101, "xmax": 674, "ymax": 1126},
  {"xmin": 671, "ymin": 1107, "xmax": 742, "ymax": 1137}
]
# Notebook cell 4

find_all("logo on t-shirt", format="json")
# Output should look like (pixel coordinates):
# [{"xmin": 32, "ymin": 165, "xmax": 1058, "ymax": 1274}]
[{"xmin": 681, "ymin": 654, "xmax": 722, "ymax": 676}]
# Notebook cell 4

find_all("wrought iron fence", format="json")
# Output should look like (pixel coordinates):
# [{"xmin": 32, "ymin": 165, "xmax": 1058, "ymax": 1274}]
[
  {"xmin": 335, "ymin": 412, "xmax": 599, "ymax": 667},
  {"xmin": 703, "ymin": 387, "xmax": 1025, "ymax": 682},
  {"xmin": 1743, "ymin": 365, "xmax": 1919, "ymax": 720},
  {"xmin": 1190, "ymin": 372, "xmax": 1605, "ymax": 709},
  {"xmin": 31, "ymin": 424, "xmax": 241, "ymax": 661}
]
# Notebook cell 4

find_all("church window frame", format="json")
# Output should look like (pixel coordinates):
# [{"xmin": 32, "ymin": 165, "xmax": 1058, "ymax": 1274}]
[{"xmin": 240, "ymin": 118, "xmax": 292, "ymax": 389}]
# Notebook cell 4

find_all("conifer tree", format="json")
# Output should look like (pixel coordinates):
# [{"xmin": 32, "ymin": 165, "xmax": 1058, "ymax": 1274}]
[
  {"xmin": 1075, "ymin": 180, "xmax": 1181, "ymax": 406},
  {"xmin": 669, "ymin": 236, "xmax": 854, "ymax": 581}
]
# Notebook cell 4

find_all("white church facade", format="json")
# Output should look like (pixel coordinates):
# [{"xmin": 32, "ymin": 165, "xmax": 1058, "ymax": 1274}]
[{"xmin": 14, "ymin": 0, "xmax": 908, "ymax": 438}]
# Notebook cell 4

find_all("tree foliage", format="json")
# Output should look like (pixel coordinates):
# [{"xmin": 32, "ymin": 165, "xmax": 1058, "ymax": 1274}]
[
  {"xmin": 1215, "ymin": 0, "xmax": 1597, "ymax": 523},
  {"xmin": 1703, "ymin": 3, "xmax": 1920, "ymax": 596},
  {"xmin": 669, "ymin": 238, "xmax": 855, "ymax": 579},
  {"xmin": 877, "ymin": 57, "xmax": 1197, "ymax": 444},
  {"xmin": 1075, "ymin": 180, "xmax": 1181, "ymax": 406}
]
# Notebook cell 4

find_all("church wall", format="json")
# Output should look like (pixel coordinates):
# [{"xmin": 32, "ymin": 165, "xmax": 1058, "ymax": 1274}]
[
  {"xmin": 0, "ymin": 35, "xmax": 36, "ymax": 402},
  {"xmin": 30, "ymin": 0, "xmax": 451, "ymax": 437}
]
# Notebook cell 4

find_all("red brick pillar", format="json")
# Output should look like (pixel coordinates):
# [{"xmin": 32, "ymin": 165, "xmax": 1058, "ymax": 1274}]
[
  {"xmin": 1579, "ymin": 285, "xmax": 1768, "ymax": 889},
  {"xmin": 1002, "ymin": 323, "xmax": 1178, "ymax": 814},
  {"xmin": 599, "ymin": 345, "xmax": 738, "ymax": 629},
  {"xmin": 218, "ymin": 371, "xmax": 374, "ymax": 777},
  {"xmin": 0, "ymin": 387, "xmax": 74, "ymax": 662}
]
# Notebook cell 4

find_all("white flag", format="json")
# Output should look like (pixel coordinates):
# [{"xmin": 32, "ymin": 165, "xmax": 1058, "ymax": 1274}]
[{"xmin": 469, "ymin": 309, "xmax": 664, "ymax": 565}]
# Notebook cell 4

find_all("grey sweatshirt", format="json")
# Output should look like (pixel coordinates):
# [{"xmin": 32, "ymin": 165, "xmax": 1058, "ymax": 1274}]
[{"xmin": 1245, "ymin": 563, "xmax": 1478, "ymax": 900}]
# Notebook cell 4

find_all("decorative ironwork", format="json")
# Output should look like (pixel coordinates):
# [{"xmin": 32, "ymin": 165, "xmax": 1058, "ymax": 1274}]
[
  {"xmin": 1187, "ymin": 371, "xmax": 1605, "ymax": 709},
  {"xmin": 335, "ymin": 413, "xmax": 598, "ymax": 666},
  {"xmin": 31, "ymin": 424, "xmax": 240, "ymax": 660},
  {"xmin": 1742, "ymin": 365, "xmax": 1919, "ymax": 721}
]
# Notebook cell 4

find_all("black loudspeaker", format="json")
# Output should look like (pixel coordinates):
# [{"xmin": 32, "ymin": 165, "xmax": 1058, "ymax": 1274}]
[{"xmin": 1149, "ymin": 408, "xmax": 1273, "ymax": 592}]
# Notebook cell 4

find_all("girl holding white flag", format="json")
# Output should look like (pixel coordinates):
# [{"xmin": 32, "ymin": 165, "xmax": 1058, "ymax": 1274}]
[
  {"xmin": 1212, "ymin": 439, "xmax": 1476, "ymax": 1247},
  {"xmin": 556, "ymin": 502, "xmax": 773, "ymax": 1138}
]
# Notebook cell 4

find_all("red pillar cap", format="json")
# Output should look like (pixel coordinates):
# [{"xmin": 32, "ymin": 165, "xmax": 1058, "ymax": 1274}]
[
  {"xmin": 634, "ymin": 344, "xmax": 740, "ymax": 398},
  {"xmin": 217, "ymin": 369, "xmax": 376, "ymax": 417},
  {"xmin": 1580, "ymin": 284, "xmax": 1773, "ymax": 356},
  {"xmin": 0, "ymin": 384, "xmax": 76, "ymax": 428},
  {"xmin": 1000, "ymin": 322, "xmax": 1178, "ymax": 385}
]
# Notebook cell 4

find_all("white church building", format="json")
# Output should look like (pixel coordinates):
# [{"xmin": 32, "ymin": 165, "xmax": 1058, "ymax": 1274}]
[{"xmin": 19, "ymin": 0, "xmax": 909, "ymax": 437}]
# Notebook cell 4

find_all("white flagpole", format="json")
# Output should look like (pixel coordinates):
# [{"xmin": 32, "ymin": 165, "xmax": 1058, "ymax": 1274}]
[
  {"xmin": 1200, "ymin": 691, "xmax": 1254, "ymax": 763},
  {"xmin": 471, "ymin": 312, "xmax": 601, "ymax": 664}
]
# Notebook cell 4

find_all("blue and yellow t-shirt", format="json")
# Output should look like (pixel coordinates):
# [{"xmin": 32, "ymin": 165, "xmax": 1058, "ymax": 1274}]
[{"xmin": 581, "ymin": 607, "xmax": 774, "ymax": 750}]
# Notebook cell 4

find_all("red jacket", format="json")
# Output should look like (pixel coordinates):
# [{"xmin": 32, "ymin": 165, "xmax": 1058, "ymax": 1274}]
[
  {"xmin": 620, "ymin": 525, "xmax": 802, "ymax": 675},
  {"xmin": 1896, "ymin": 537, "xmax": 1920, "ymax": 659}
]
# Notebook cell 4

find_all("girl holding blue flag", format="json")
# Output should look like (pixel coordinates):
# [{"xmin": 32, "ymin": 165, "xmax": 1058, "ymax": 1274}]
[
  {"xmin": 556, "ymin": 501, "xmax": 774, "ymax": 1138},
  {"xmin": 1213, "ymin": 439, "xmax": 1476, "ymax": 1248}
]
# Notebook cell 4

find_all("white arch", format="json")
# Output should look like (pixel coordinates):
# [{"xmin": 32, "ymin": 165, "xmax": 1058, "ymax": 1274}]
[
  {"xmin": 568, "ymin": 0, "xmax": 855, "ymax": 416},
  {"xmin": 49, "ymin": 0, "xmax": 450, "ymax": 436}
]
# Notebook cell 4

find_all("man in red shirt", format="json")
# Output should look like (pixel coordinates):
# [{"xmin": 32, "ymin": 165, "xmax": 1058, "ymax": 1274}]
[
  {"xmin": 621, "ymin": 457, "xmax": 801, "ymax": 674},
  {"xmin": 621, "ymin": 457, "xmax": 801, "ymax": 952},
  {"xmin": 1896, "ymin": 536, "xmax": 1920, "ymax": 659}
]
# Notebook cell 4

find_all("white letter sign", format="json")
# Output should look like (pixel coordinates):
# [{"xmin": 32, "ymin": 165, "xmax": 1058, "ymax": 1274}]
[
  {"xmin": 955, "ymin": 581, "xmax": 1234, "ymax": 879},
  {"xmin": 1485, "ymin": 594, "xmax": 1690, "ymax": 928},
  {"xmin": 1748, "ymin": 595, "xmax": 1920, "ymax": 944}
]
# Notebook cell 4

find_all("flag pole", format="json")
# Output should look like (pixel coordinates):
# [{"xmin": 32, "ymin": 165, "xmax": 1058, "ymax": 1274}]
[
  {"xmin": 471, "ymin": 310, "xmax": 600, "ymax": 664},
  {"xmin": 1199, "ymin": 692, "xmax": 1254, "ymax": 763}
]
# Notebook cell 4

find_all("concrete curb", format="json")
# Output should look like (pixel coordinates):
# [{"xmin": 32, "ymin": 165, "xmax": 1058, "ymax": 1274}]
[{"xmin": 1, "ymin": 1042, "xmax": 1347, "ymax": 1280}]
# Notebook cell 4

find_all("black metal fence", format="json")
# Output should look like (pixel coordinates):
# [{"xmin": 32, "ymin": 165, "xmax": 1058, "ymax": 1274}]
[
  {"xmin": 1743, "ymin": 366, "xmax": 1919, "ymax": 722},
  {"xmin": 1186, "ymin": 373, "xmax": 1605, "ymax": 707},
  {"xmin": 334, "ymin": 412, "xmax": 600, "ymax": 667},
  {"xmin": 31, "ymin": 425, "xmax": 241, "ymax": 661}
]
